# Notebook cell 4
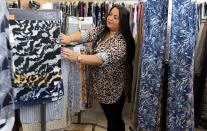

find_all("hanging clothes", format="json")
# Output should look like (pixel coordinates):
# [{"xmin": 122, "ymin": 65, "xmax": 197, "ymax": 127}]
[
  {"xmin": 60, "ymin": 1, "xmax": 109, "ymax": 27},
  {"xmin": 138, "ymin": 0, "xmax": 168, "ymax": 130},
  {"xmin": 0, "ymin": 0, "xmax": 15, "ymax": 130},
  {"xmin": 167, "ymin": 1, "xmax": 197, "ymax": 130},
  {"xmin": 138, "ymin": 0, "xmax": 198, "ymax": 130},
  {"xmin": 131, "ymin": 2, "xmax": 145, "ymax": 129},
  {"xmin": 63, "ymin": 16, "xmax": 93, "ymax": 113}
]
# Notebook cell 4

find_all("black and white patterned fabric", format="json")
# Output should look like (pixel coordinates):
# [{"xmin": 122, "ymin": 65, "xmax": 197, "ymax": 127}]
[{"xmin": 9, "ymin": 10, "xmax": 63, "ymax": 107}]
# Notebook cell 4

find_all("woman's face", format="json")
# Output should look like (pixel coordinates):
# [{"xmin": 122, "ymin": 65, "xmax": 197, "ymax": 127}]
[{"xmin": 106, "ymin": 7, "xmax": 120, "ymax": 32}]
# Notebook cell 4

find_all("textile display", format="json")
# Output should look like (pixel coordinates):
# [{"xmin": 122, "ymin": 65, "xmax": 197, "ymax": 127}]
[
  {"xmin": 138, "ymin": 0, "xmax": 197, "ymax": 130},
  {"xmin": 9, "ymin": 9, "xmax": 63, "ymax": 107}
]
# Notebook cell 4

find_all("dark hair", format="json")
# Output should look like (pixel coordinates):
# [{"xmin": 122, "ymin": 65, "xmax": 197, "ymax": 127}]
[{"xmin": 92, "ymin": 4, "xmax": 135, "ymax": 64}]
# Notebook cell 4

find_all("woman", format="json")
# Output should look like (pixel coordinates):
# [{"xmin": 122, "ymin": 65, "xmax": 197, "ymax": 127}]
[{"xmin": 60, "ymin": 4, "xmax": 135, "ymax": 131}]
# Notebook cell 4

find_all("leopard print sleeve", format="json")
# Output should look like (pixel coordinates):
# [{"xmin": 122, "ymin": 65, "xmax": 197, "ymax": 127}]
[
  {"xmin": 80, "ymin": 25, "xmax": 105, "ymax": 43},
  {"xmin": 95, "ymin": 52, "xmax": 109, "ymax": 66}
]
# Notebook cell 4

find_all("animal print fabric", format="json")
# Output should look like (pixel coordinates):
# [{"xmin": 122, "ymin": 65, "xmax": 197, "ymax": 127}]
[
  {"xmin": 10, "ymin": 20, "xmax": 63, "ymax": 107},
  {"xmin": 80, "ymin": 25, "xmax": 130, "ymax": 104}
]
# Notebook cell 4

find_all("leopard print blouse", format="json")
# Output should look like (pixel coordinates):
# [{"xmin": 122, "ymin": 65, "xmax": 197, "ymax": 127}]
[{"xmin": 81, "ymin": 25, "xmax": 130, "ymax": 104}]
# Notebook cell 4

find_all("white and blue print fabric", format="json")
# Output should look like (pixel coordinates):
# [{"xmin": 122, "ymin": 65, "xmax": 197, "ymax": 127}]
[
  {"xmin": 167, "ymin": 0, "xmax": 198, "ymax": 130},
  {"xmin": 138, "ymin": 0, "xmax": 197, "ymax": 130},
  {"xmin": 138, "ymin": 0, "xmax": 167, "ymax": 130}
]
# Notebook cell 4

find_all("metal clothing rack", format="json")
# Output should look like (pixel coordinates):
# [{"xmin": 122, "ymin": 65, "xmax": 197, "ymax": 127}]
[
  {"xmin": 160, "ymin": 1, "xmax": 172, "ymax": 131},
  {"xmin": 40, "ymin": 104, "xmax": 46, "ymax": 131}
]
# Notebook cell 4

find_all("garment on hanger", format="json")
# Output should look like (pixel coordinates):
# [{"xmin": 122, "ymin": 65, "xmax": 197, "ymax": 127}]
[
  {"xmin": 63, "ymin": 16, "xmax": 83, "ymax": 113},
  {"xmin": 0, "ymin": 0, "xmax": 15, "ymax": 129},
  {"xmin": 63, "ymin": 16, "xmax": 93, "ymax": 113},
  {"xmin": 138, "ymin": 0, "xmax": 197, "ymax": 130},
  {"xmin": 88, "ymin": 2, "xmax": 93, "ymax": 16},
  {"xmin": 167, "ymin": 1, "xmax": 197, "ymax": 130},
  {"xmin": 131, "ymin": 3, "xmax": 144, "ymax": 129},
  {"xmin": 138, "ymin": 0, "xmax": 168, "ymax": 130},
  {"xmin": 9, "ymin": 9, "xmax": 64, "ymax": 108}
]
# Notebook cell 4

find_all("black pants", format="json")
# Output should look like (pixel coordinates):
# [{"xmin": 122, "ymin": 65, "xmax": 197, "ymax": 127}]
[{"xmin": 100, "ymin": 94, "xmax": 125, "ymax": 131}]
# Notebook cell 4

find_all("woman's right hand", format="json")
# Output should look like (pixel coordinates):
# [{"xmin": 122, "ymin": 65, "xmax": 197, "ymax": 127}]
[{"xmin": 60, "ymin": 33, "xmax": 72, "ymax": 45}]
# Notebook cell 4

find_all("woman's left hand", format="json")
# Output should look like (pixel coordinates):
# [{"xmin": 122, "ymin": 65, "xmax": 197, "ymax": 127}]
[{"xmin": 61, "ymin": 47, "xmax": 78, "ymax": 62}]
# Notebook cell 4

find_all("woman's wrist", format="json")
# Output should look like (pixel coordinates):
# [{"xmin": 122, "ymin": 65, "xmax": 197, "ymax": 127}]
[
  {"xmin": 68, "ymin": 35, "xmax": 73, "ymax": 42},
  {"xmin": 77, "ymin": 54, "xmax": 82, "ymax": 63}
]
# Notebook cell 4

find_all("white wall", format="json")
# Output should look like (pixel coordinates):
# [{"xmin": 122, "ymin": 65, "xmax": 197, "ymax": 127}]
[{"xmin": 197, "ymin": 0, "xmax": 207, "ymax": 4}]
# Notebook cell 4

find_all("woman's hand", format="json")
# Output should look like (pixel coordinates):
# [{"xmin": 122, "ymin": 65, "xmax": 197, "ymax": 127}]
[
  {"xmin": 61, "ymin": 47, "xmax": 78, "ymax": 62},
  {"xmin": 60, "ymin": 33, "xmax": 72, "ymax": 45}
]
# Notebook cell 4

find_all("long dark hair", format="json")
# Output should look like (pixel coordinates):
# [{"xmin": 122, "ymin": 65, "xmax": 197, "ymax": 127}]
[{"xmin": 92, "ymin": 4, "xmax": 135, "ymax": 64}]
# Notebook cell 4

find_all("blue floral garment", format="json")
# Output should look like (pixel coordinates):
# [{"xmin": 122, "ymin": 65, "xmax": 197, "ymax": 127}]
[
  {"xmin": 138, "ymin": 0, "xmax": 197, "ymax": 130},
  {"xmin": 167, "ymin": 0, "xmax": 198, "ymax": 130},
  {"xmin": 138, "ymin": 0, "xmax": 167, "ymax": 130}
]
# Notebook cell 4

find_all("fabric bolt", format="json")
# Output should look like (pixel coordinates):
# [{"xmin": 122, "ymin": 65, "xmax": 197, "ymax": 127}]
[
  {"xmin": 61, "ymin": 60, "xmax": 73, "ymax": 125},
  {"xmin": 63, "ymin": 16, "xmax": 93, "ymax": 113},
  {"xmin": 0, "ymin": 0, "xmax": 15, "ymax": 130},
  {"xmin": 64, "ymin": 17, "xmax": 82, "ymax": 113},
  {"xmin": 65, "ymin": 57, "xmax": 82, "ymax": 112},
  {"xmin": 167, "ymin": 1, "xmax": 197, "ymax": 130},
  {"xmin": 138, "ymin": 0, "xmax": 167, "ymax": 130},
  {"xmin": 9, "ymin": 19, "xmax": 63, "ymax": 107}
]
